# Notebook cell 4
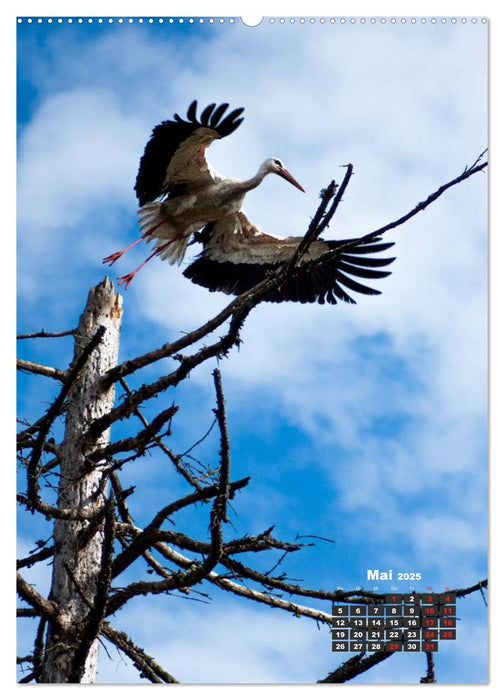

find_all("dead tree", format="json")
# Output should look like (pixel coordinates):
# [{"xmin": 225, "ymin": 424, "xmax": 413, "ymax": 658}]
[
  {"xmin": 40, "ymin": 280, "xmax": 122, "ymax": 682},
  {"xmin": 17, "ymin": 156, "xmax": 488, "ymax": 683}
]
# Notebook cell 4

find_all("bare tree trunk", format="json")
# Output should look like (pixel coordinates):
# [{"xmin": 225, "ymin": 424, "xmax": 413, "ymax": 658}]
[{"xmin": 41, "ymin": 278, "xmax": 122, "ymax": 683}]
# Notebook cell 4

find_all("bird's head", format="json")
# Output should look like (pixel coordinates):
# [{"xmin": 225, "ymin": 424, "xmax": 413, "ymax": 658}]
[{"xmin": 261, "ymin": 157, "xmax": 305, "ymax": 192}]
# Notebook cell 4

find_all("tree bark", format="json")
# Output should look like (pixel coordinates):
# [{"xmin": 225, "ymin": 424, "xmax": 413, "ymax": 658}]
[{"xmin": 41, "ymin": 278, "xmax": 122, "ymax": 683}]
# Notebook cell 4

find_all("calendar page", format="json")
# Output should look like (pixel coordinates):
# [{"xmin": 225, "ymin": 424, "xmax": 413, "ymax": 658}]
[{"xmin": 16, "ymin": 11, "xmax": 488, "ymax": 686}]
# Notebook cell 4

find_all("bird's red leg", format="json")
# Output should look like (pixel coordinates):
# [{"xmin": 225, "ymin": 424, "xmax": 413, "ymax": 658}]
[
  {"xmin": 103, "ymin": 216, "xmax": 175, "ymax": 266},
  {"xmin": 103, "ymin": 234, "xmax": 149, "ymax": 266},
  {"xmin": 117, "ymin": 240, "xmax": 174, "ymax": 289}
]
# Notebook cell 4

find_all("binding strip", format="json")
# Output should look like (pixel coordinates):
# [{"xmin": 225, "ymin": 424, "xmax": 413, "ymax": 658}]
[{"xmin": 17, "ymin": 17, "xmax": 488, "ymax": 25}]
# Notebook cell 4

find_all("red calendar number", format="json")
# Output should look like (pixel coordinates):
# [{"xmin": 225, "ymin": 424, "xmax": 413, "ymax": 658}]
[
  {"xmin": 441, "ymin": 629, "xmax": 456, "ymax": 640},
  {"xmin": 423, "ymin": 618, "xmax": 437, "ymax": 628},
  {"xmin": 440, "ymin": 593, "xmax": 455, "ymax": 604},
  {"xmin": 441, "ymin": 605, "xmax": 456, "ymax": 616},
  {"xmin": 423, "ymin": 629, "xmax": 438, "ymax": 640},
  {"xmin": 386, "ymin": 594, "xmax": 402, "ymax": 604},
  {"xmin": 440, "ymin": 617, "xmax": 456, "ymax": 628}
]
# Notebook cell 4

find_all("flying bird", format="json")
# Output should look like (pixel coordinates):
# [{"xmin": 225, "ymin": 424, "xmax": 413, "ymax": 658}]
[{"xmin": 104, "ymin": 100, "xmax": 395, "ymax": 304}]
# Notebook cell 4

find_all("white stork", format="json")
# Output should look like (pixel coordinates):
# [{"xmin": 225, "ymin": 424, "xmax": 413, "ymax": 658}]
[{"xmin": 104, "ymin": 100, "xmax": 395, "ymax": 304}]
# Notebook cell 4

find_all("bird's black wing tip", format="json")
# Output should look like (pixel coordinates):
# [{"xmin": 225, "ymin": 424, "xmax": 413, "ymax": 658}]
[
  {"xmin": 177, "ymin": 101, "xmax": 245, "ymax": 136},
  {"xmin": 186, "ymin": 99, "xmax": 198, "ymax": 122},
  {"xmin": 213, "ymin": 106, "xmax": 245, "ymax": 136}
]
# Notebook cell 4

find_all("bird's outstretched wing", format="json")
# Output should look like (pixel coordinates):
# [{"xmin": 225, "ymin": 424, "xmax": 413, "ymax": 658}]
[
  {"xmin": 184, "ymin": 217, "xmax": 395, "ymax": 305},
  {"xmin": 134, "ymin": 101, "xmax": 245, "ymax": 206}
]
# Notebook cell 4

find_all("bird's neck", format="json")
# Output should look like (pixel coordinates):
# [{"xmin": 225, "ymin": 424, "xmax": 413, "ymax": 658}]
[{"xmin": 240, "ymin": 167, "xmax": 269, "ymax": 192}]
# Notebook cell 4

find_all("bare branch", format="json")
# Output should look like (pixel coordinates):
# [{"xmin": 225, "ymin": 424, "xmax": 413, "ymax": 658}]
[
  {"xmin": 301, "ymin": 155, "xmax": 488, "ymax": 269},
  {"xmin": 17, "ymin": 358, "xmax": 67, "ymax": 382},
  {"xmin": 220, "ymin": 554, "xmax": 380, "ymax": 605},
  {"xmin": 16, "ymin": 572, "xmax": 61, "ymax": 628},
  {"xmin": 32, "ymin": 615, "xmax": 47, "ymax": 682},
  {"xmin": 420, "ymin": 651, "xmax": 436, "ymax": 683},
  {"xmin": 111, "ymin": 521, "xmax": 345, "ymax": 624},
  {"xmin": 17, "ymin": 328, "xmax": 76, "ymax": 340},
  {"xmin": 318, "ymin": 650, "xmax": 395, "ymax": 683},
  {"xmin": 18, "ymin": 413, "xmax": 60, "ymax": 449},
  {"xmin": 112, "ymin": 474, "xmax": 198, "ymax": 598},
  {"xmin": 107, "ymin": 523, "xmax": 309, "ymax": 617},
  {"xmin": 85, "ymin": 404, "xmax": 179, "ymax": 461},
  {"xmin": 316, "ymin": 164, "xmax": 354, "ymax": 235},
  {"xmin": 286, "ymin": 179, "xmax": 340, "ymax": 269},
  {"xmin": 111, "ymin": 476, "xmax": 250, "ymax": 578},
  {"xmin": 101, "ymin": 622, "xmax": 178, "ymax": 683},
  {"xmin": 452, "ymin": 578, "xmax": 488, "ymax": 598},
  {"xmin": 17, "ymin": 546, "xmax": 54, "ymax": 570},
  {"xmin": 211, "ymin": 368, "xmax": 231, "ymax": 524},
  {"xmin": 102, "ymin": 296, "xmax": 247, "ymax": 385},
  {"xmin": 150, "ymin": 477, "xmax": 250, "ymax": 531},
  {"xmin": 146, "ymin": 539, "xmax": 333, "ymax": 625},
  {"xmin": 288, "ymin": 164, "xmax": 354, "ymax": 271},
  {"xmin": 88, "ymin": 314, "xmax": 249, "ymax": 437},
  {"xmin": 17, "ymin": 490, "xmax": 108, "ymax": 523}
]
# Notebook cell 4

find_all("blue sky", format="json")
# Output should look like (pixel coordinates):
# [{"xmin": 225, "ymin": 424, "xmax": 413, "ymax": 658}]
[{"xmin": 16, "ymin": 11, "xmax": 488, "ymax": 685}]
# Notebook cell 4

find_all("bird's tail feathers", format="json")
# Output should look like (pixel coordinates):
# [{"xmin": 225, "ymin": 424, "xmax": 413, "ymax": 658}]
[{"xmin": 138, "ymin": 202, "xmax": 189, "ymax": 265}]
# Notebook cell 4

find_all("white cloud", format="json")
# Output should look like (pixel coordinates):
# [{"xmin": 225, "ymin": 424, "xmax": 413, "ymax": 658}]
[{"xmin": 18, "ymin": 88, "xmax": 142, "ymax": 232}]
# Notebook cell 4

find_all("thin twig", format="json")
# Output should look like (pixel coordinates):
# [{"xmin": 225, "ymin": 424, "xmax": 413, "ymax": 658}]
[
  {"xmin": 179, "ymin": 418, "xmax": 217, "ymax": 458},
  {"xmin": 118, "ymin": 378, "xmax": 200, "ymax": 487}
]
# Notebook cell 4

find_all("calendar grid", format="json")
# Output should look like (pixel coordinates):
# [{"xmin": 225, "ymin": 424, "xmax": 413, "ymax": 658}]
[{"xmin": 331, "ymin": 593, "xmax": 457, "ymax": 652}]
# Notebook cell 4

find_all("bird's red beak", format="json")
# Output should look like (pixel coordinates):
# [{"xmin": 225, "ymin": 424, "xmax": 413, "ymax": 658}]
[{"xmin": 277, "ymin": 167, "xmax": 305, "ymax": 193}]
